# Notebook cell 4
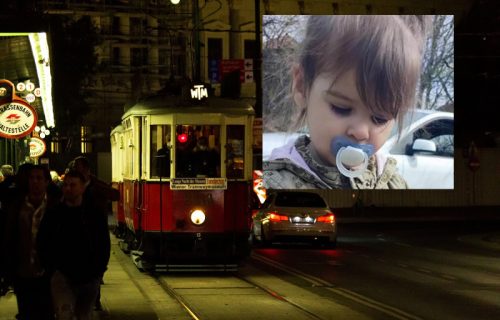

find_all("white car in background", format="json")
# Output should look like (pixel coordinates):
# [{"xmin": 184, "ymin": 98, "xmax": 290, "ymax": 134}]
[
  {"xmin": 379, "ymin": 109, "xmax": 454, "ymax": 189},
  {"xmin": 263, "ymin": 110, "xmax": 454, "ymax": 189}
]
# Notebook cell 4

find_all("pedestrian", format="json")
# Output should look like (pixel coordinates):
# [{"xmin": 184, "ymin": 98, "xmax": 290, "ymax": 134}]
[
  {"xmin": 192, "ymin": 136, "xmax": 220, "ymax": 177},
  {"xmin": 70, "ymin": 156, "xmax": 119, "ymax": 212},
  {"xmin": 263, "ymin": 15, "xmax": 430, "ymax": 189},
  {"xmin": 70, "ymin": 156, "xmax": 118, "ymax": 311},
  {"xmin": 2, "ymin": 165, "xmax": 58, "ymax": 319},
  {"xmin": 37, "ymin": 170, "xmax": 110, "ymax": 320},
  {"xmin": 0, "ymin": 164, "xmax": 16, "ymax": 209}
]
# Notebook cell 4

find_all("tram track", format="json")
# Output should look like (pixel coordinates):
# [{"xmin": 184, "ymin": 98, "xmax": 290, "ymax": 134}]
[
  {"xmin": 114, "ymin": 234, "xmax": 422, "ymax": 320},
  {"xmin": 154, "ymin": 275, "xmax": 202, "ymax": 320},
  {"xmin": 249, "ymin": 252, "xmax": 424, "ymax": 320},
  {"xmin": 154, "ymin": 270, "xmax": 327, "ymax": 320}
]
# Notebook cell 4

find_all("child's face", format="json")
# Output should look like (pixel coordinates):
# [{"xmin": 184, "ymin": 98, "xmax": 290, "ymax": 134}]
[{"xmin": 304, "ymin": 69, "xmax": 395, "ymax": 166}]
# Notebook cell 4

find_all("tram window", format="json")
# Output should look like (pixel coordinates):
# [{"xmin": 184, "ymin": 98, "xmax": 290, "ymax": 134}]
[
  {"xmin": 124, "ymin": 130, "xmax": 133, "ymax": 177},
  {"xmin": 175, "ymin": 125, "xmax": 221, "ymax": 178},
  {"xmin": 226, "ymin": 125, "xmax": 245, "ymax": 179},
  {"xmin": 151, "ymin": 125, "xmax": 171, "ymax": 178}
]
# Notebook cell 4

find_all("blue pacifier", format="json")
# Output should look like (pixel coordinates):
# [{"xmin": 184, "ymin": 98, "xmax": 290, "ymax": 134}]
[{"xmin": 331, "ymin": 136, "xmax": 374, "ymax": 178}]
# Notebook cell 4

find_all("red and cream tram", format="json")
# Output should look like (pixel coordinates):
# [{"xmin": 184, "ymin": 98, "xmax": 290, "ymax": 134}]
[{"xmin": 111, "ymin": 93, "xmax": 255, "ymax": 271}]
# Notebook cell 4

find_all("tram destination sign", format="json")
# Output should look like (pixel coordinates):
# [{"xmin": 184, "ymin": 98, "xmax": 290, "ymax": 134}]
[
  {"xmin": 171, "ymin": 178, "xmax": 227, "ymax": 190},
  {"xmin": 0, "ymin": 101, "xmax": 38, "ymax": 139}
]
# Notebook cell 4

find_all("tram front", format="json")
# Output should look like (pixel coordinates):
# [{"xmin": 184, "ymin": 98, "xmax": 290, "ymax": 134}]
[{"xmin": 116, "ymin": 94, "xmax": 255, "ymax": 271}]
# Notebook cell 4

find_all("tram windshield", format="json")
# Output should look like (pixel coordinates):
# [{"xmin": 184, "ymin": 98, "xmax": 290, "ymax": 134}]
[{"xmin": 175, "ymin": 125, "xmax": 221, "ymax": 178}]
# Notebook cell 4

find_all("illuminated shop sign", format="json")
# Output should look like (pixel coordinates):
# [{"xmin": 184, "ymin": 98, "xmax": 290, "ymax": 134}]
[
  {"xmin": 190, "ymin": 84, "xmax": 208, "ymax": 100},
  {"xmin": 0, "ymin": 101, "xmax": 38, "ymax": 139},
  {"xmin": 29, "ymin": 136, "xmax": 46, "ymax": 158}
]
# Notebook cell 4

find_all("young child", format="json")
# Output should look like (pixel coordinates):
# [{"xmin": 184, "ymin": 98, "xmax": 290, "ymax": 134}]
[{"xmin": 263, "ymin": 15, "xmax": 430, "ymax": 189}]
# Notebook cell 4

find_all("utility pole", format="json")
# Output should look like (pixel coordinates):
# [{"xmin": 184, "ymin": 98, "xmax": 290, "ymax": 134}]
[{"xmin": 254, "ymin": 0, "xmax": 262, "ymax": 116}]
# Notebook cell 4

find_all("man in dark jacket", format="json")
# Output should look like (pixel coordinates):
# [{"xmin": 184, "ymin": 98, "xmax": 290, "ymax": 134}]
[
  {"xmin": 38, "ymin": 170, "xmax": 110, "ymax": 320},
  {"xmin": 70, "ymin": 156, "xmax": 119, "ymax": 213},
  {"xmin": 2, "ymin": 165, "xmax": 57, "ymax": 319},
  {"xmin": 70, "ymin": 156, "xmax": 118, "ymax": 310}
]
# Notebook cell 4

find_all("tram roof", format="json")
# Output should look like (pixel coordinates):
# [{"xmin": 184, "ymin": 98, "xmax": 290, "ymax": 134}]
[
  {"xmin": 110, "ymin": 124, "xmax": 124, "ymax": 135},
  {"xmin": 122, "ymin": 95, "xmax": 255, "ymax": 120}
]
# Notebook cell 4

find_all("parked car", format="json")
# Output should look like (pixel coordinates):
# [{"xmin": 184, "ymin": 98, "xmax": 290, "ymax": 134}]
[
  {"xmin": 263, "ymin": 110, "xmax": 454, "ymax": 189},
  {"xmin": 379, "ymin": 109, "xmax": 454, "ymax": 189},
  {"xmin": 251, "ymin": 191, "xmax": 337, "ymax": 247}
]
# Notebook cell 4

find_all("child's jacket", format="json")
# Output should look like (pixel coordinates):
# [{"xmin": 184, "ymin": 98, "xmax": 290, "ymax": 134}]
[{"xmin": 263, "ymin": 135, "xmax": 408, "ymax": 189}]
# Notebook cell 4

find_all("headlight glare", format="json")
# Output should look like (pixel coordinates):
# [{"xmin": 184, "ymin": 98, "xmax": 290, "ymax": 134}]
[{"xmin": 190, "ymin": 209, "xmax": 206, "ymax": 225}]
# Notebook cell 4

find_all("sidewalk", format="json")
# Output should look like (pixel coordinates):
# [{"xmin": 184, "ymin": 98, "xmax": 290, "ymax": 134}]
[{"xmin": 0, "ymin": 235, "xmax": 162, "ymax": 320}]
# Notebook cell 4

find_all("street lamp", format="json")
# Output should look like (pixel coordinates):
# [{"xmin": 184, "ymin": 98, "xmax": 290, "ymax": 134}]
[{"xmin": 170, "ymin": 0, "xmax": 180, "ymax": 4}]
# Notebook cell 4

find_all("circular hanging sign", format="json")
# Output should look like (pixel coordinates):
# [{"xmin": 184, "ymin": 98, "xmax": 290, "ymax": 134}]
[
  {"xmin": 0, "ymin": 100, "xmax": 38, "ymax": 139},
  {"xmin": 29, "ymin": 136, "xmax": 46, "ymax": 158}
]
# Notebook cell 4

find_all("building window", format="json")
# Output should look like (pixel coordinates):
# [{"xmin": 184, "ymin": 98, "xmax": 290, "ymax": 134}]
[
  {"xmin": 332, "ymin": 3, "xmax": 339, "ymax": 14},
  {"xmin": 131, "ymin": 48, "xmax": 148, "ymax": 67},
  {"xmin": 113, "ymin": 47, "xmax": 120, "ymax": 65},
  {"xmin": 208, "ymin": 38, "xmax": 223, "ymax": 61},
  {"xmin": 50, "ymin": 134, "xmax": 61, "ymax": 154},
  {"xmin": 159, "ymin": 49, "xmax": 170, "ymax": 76},
  {"xmin": 81, "ymin": 126, "xmax": 92, "ymax": 154},
  {"xmin": 130, "ymin": 17, "xmax": 143, "ymax": 36},
  {"xmin": 244, "ymin": 40, "xmax": 256, "ymax": 59},
  {"xmin": 112, "ymin": 16, "xmax": 120, "ymax": 35},
  {"xmin": 174, "ymin": 53, "xmax": 185, "ymax": 76}
]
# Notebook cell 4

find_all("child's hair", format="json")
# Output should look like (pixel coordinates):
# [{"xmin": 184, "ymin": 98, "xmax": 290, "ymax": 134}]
[{"xmin": 290, "ymin": 15, "xmax": 430, "ymax": 135}]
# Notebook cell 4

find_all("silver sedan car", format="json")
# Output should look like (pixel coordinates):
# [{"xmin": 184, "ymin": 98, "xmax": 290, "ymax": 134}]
[{"xmin": 251, "ymin": 191, "xmax": 337, "ymax": 247}]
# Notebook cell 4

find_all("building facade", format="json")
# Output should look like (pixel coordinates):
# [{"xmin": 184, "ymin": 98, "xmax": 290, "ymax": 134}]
[{"xmin": 36, "ymin": 0, "xmax": 475, "ymax": 157}]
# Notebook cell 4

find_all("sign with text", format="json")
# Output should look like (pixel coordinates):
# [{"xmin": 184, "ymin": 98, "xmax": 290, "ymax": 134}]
[
  {"xmin": 219, "ymin": 59, "xmax": 245, "ymax": 83},
  {"xmin": 209, "ymin": 59, "xmax": 220, "ymax": 83},
  {"xmin": 171, "ymin": 178, "xmax": 227, "ymax": 190},
  {"xmin": 0, "ymin": 101, "xmax": 38, "ymax": 139},
  {"xmin": 190, "ymin": 84, "xmax": 208, "ymax": 100},
  {"xmin": 29, "ymin": 136, "xmax": 46, "ymax": 158}
]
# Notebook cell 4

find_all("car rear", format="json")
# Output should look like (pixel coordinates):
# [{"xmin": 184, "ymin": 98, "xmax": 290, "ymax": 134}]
[{"xmin": 264, "ymin": 192, "xmax": 337, "ymax": 245}]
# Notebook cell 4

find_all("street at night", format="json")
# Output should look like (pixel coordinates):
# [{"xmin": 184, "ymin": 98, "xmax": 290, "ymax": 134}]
[
  {"xmin": 3, "ymin": 219, "xmax": 499, "ymax": 320},
  {"xmin": 1, "ymin": 0, "xmax": 500, "ymax": 319}
]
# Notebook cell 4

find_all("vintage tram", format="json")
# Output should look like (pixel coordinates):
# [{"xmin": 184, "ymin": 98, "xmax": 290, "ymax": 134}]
[{"xmin": 110, "ymin": 92, "xmax": 255, "ymax": 271}]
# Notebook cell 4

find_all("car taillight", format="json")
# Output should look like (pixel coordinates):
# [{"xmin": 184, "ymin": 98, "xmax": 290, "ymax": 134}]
[
  {"xmin": 269, "ymin": 212, "xmax": 289, "ymax": 222},
  {"xmin": 317, "ymin": 213, "xmax": 335, "ymax": 223}
]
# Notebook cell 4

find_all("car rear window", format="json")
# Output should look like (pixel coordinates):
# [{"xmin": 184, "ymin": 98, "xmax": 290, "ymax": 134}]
[{"xmin": 275, "ymin": 192, "xmax": 326, "ymax": 208}]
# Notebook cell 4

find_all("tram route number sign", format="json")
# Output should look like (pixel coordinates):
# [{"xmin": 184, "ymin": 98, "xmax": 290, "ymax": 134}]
[{"xmin": 171, "ymin": 178, "xmax": 227, "ymax": 190}]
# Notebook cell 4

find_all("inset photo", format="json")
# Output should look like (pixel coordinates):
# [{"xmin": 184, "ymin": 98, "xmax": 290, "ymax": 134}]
[{"xmin": 262, "ymin": 15, "xmax": 454, "ymax": 189}]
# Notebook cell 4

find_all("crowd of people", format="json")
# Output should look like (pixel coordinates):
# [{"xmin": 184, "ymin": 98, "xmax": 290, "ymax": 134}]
[{"xmin": 0, "ymin": 157, "xmax": 119, "ymax": 320}]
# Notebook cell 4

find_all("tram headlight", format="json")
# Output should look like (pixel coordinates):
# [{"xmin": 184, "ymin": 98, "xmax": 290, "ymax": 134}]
[{"xmin": 190, "ymin": 209, "xmax": 206, "ymax": 225}]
